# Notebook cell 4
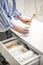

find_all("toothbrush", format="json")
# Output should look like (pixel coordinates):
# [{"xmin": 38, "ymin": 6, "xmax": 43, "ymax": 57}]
[
  {"xmin": 25, "ymin": 13, "xmax": 37, "ymax": 29},
  {"xmin": 30, "ymin": 13, "xmax": 37, "ymax": 21}
]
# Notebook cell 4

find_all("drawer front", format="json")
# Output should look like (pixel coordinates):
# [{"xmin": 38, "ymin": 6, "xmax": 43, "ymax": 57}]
[
  {"xmin": 25, "ymin": 58, "xmax": 40, "ymax": 65},
  {"xmin": 40, "ymin": 55, "xmax": 43, "ymax": 65},
  {"xmin": 0, "ymin": 39, "xmax": 40, "ymax": 65}
]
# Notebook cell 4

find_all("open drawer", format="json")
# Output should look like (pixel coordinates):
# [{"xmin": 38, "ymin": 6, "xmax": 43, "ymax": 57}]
[{"xmin": 0, "ymin": 37, "xmax": 40, "ymax": 65}]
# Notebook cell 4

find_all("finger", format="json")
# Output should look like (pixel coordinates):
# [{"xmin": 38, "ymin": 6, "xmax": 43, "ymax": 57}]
[{"xmin": 23, "ymin": 29, "xmax": 29, "ymax": 33}]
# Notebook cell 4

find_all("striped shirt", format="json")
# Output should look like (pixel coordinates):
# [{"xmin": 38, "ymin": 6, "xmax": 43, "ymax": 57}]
[{"xmin": 0, "ymin": 0, "xmax": 21, "ymax": 30}]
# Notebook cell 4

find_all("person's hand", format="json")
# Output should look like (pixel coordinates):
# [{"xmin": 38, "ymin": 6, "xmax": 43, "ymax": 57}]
[
  {"xmin": 17, "ymin": 15, "xmax": 31, "ymax": 25},
  {"xmin": 13, "ymin": 25, "xmax": 29, "ymax": 34},
  {"xmin": 21, "ymin": 18, "xmax": 31, "ymax": 25}
]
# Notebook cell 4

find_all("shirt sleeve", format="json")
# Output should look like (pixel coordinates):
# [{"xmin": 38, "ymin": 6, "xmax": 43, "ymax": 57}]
[
  {"xmin": 12, "ymin": 0, "xmax": 21, "ymax": 19},
  {"xmin": 0, "ymin": 0, "xmax": 15, "ymax": 30},
  {"xmin": 13, "ymin": 9, "xmax": 21, "ymax": 18}
]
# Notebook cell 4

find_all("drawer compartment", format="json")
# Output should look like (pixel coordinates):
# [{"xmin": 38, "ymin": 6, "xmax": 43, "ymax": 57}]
[
  {"xmin": 0, "ymin": 38, "xmax": 40, "ymax": 65},
  {"xmin": 0, "ymin": 30, "xmax": 16, "ymax": 41}
]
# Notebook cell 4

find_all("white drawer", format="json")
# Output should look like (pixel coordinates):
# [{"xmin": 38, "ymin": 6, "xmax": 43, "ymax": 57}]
[{"xmin": 0, "ymin": 38, "xmax": 40, "ymax": 65}]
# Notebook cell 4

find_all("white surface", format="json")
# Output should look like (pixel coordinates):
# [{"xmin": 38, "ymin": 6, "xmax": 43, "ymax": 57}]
[
  {"xmin": 24, "ymin": 0, "xmax": 36, "ymax": 17},
  {"xmin": 16, "ymin": 50, "xmax": 34, "ymax": 62},
  {"xmin": 34, "ymin": 0, "xmax": 43, "ymax": 16},
  {"xmin": 16, "ymin": 0, "xmax": 24, "ymax": 13},
  {"xmin": 11, "ymin": 19, "xmax": 43, "ymax": 54}
]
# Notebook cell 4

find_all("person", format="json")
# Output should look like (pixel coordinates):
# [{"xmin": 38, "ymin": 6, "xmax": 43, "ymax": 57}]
[{"xmin": 0, "ymin": 0, "xmax": 31, "ymax": 35}]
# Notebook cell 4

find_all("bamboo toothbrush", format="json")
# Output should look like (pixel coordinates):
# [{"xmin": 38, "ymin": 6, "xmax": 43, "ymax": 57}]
[
  {"xmin": 30, "ymin": 13, "xmax": 37, "ymax": 21},
  {"xmin": 25, "ymin": 13, "xmax": 37, "ymax": 28}
]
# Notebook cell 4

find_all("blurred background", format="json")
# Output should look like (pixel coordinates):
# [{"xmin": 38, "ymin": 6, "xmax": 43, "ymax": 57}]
[{"xmin": 16, "ymin": 0, "xmax": 43, "ymax": 22}]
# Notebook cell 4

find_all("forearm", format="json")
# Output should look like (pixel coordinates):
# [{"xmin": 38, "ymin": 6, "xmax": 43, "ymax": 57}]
[
  {"xmin": 13, "ymin": 25, "xmax": 22, "ymax": 33},
  {"xmin": 17, "ymin": 15, "xmax": 31, "ymax": 24},
  {"xmin": 17, "ymin": 15, "xmax": 24, "ymax": 22},
  {"xmin": 12, "ymin": 25, "xmax": 28, "ymax": 34}
]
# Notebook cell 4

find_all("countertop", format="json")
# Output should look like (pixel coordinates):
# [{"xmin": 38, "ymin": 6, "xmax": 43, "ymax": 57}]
[{"xmin": 11, "ymin": 18, "xmax": 43, "ymax": 54}]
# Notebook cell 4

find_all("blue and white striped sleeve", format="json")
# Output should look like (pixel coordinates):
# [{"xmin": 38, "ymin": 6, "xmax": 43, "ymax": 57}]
[
  {"xmin": 13, "ymin": 9, "xmax": 21, "ymax": 18},
  {"xmin": 0, "ymin": 0, "xmax": 15, "ymax": 30},
  {"xmin": 12, "ymin": 0, "xmax": 21, "ymax": 18}
]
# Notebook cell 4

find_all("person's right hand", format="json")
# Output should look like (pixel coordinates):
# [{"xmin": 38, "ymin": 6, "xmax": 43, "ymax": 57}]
[{"xmin": 13, "ymin": 25, "xmax": 29, "ymax": 34}]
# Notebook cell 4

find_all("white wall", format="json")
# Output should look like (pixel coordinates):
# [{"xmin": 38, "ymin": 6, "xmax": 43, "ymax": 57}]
[
  {"xmin": 16, "ymin": 0, "xmax": 43, "ymax": 22},
  {"xmin": 16, "ymin": 0, "xmax": 24, "ymax": 14},
  {"xmin": 24, "ymin": 0, "xmax": 36, "ymax": 17},
  {"xmin": 16, "ymin": 0, "xmax": 36, "ymax": 17}
]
